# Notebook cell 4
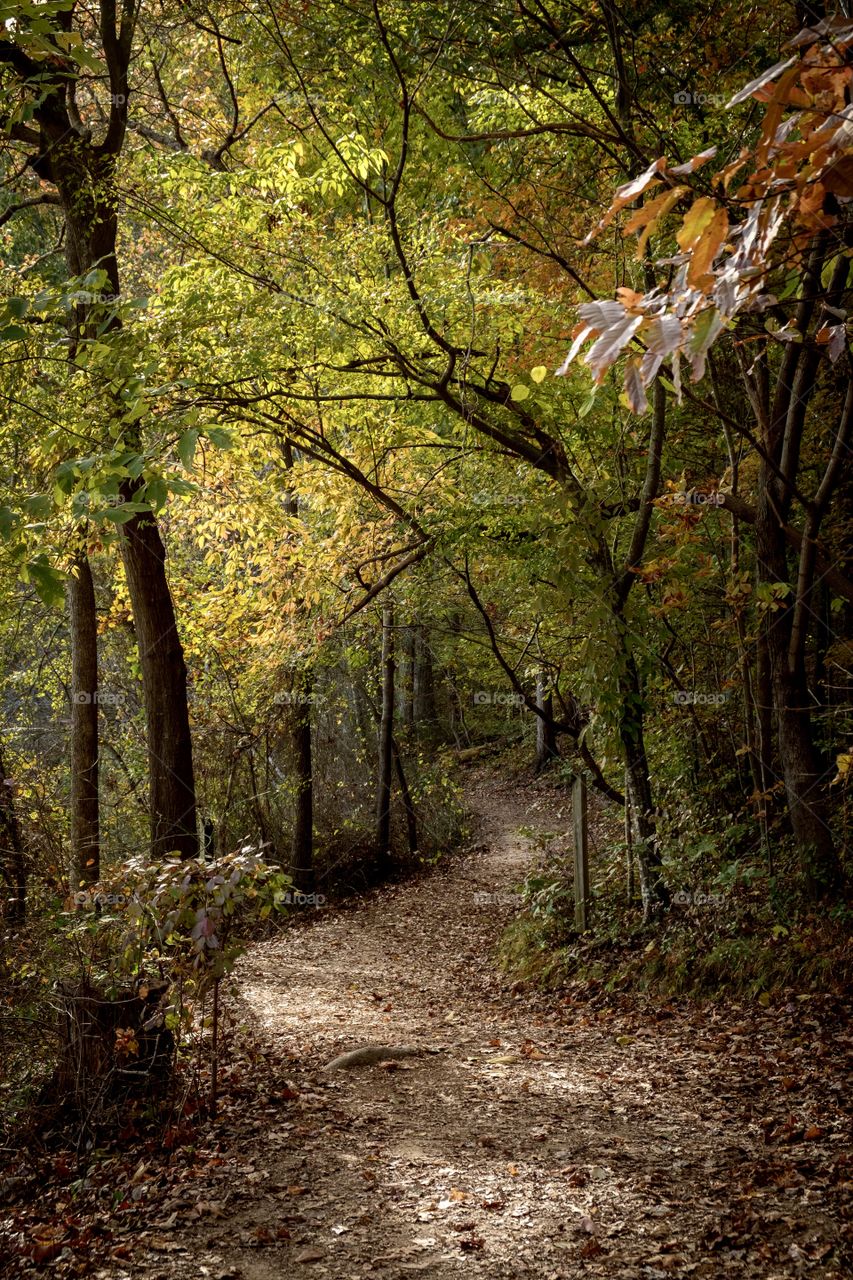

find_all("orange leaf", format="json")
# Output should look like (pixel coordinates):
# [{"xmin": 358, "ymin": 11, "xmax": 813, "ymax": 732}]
[{"xmin": 583, "ymin": 156, "xmax": 668, "ymax": 243}]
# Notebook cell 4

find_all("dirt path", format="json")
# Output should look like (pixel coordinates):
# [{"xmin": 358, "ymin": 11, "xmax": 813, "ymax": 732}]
[{"xmin": 99, "ymin": 772, "xmax": 849, "ymax": 1279}]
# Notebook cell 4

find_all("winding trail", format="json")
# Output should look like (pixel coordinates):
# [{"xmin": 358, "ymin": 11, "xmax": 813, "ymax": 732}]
[{"xmin": 141, "ymin": 772, "xmax": 846, "ymax": 1280}]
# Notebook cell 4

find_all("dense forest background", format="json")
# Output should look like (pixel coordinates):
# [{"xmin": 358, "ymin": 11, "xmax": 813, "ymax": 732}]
[{"xmin": 0, "ymin": 0, "xmax": 851, "ymax": 1141}]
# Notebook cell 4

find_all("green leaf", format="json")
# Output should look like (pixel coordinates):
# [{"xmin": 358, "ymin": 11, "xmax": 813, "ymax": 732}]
[
  {"xmin": 27, "ymin": 560, "xmax": 65, "ymax": 608},
  {"xmin": 821, "ymin": 255, "xmax": 840, "ymax": 290},
  {"xmin": 24, "ymin": 493, "xmax": 51, "ymax": 519},
  {"xmin": 510, "ymin": 384, "xmax": 530, "ymax": 401},
  {"xmin": 577, "ymin": 389, "xmax": 597, "ymax": 419},
  {"xmin": 206, "ymin": 427, "xmax": 233, "ymax": 449},
  {"xmin": 178, "ymin": 429, "xmax": 199, "ymax": 469},
  {"xmin": 122, "ymin": 399, "xmax": 147, "ymax": 424},
  {"xmin": 102, "ymin": 506, "xmax": 141, "ymax": 524},
  {"xmin": 144, "ymin": 477, "xmax": 168, "ymax": 511}
]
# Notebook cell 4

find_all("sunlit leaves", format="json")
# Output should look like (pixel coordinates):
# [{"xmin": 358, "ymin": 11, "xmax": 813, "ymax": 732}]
[{"xmin": 564, "ymin": 27, "xmax": 853, "ymax": 413}]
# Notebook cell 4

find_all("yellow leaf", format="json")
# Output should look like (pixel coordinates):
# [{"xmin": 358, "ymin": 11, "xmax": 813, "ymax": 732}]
[
  {"xmin": 676, "ymin": 197, "xmax": 717, "ymax": 252},
  {"xmin": 687, "ymin": 206, "xmax": 729, "ymax": 286}
]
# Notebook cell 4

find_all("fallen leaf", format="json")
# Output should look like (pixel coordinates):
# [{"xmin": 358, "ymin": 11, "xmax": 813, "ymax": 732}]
[{"xmin": 294, "ymin": 1246, "xmax": 325, "ymax": 1263}]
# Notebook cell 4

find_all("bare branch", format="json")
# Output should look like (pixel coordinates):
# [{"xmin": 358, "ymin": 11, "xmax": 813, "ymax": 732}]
[{"xmin": 0, "ymin": 194, "xmax": 61, "ymax": 228}]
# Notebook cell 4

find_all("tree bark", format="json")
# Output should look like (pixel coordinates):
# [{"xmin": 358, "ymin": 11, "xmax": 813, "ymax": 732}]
[
  {"xmin": 375, "ymin": 603, "xmax": 395, "ymax": 873},
  {"xmin": 534, "ymin": 670, "xmax": 559, "ymax": 773},
  {"xmin": 748, "ymin": 238, "xmax": 845, "ymax": 896},
  {"xmin": 281, "ymin": 441, "xmax": 314, "ymax": 889},
  {"xmin": 618, "ymin": 649, "xmax": 669, "ymax": 920},
  {"xmin": 755, "ymin": 496, "xmax": 840, "ymax": 894},
  {"xmin": 290, "ymin": 675, "xmax": 314, "ymax": 893},
  {"xmin": 68, "ymin": 551, "xmax": 100, "ymax": 891},
  {"xmin": 610, "ymin": 378, "xmax": 669, "ymax": 921},
  {"xmin": 0, "ymin": 743, "xmax": 25, "ymax": 924},
  {"xmin": 401, "ymin": 624, "xmax": 415, "ymax": 728},
  {"xmin": 120, "ymin": 513, "xmax": 198, "ymax": 859},
  {"xmin": 392, "ymin": 736, "xmax": 418, "ymax": 856},
  {"xmin": 413, "ymin": 623, "xmax": 437, "ymax": 731}
]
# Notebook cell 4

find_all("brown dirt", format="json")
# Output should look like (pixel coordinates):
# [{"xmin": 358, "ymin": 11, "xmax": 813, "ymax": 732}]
[{"xmin": 4, "ymin": 770, "xmax": 849, "ymax": 1279}]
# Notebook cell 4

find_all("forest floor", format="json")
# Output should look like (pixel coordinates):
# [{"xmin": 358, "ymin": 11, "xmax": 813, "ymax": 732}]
[{"xmin": 2, "ymin": 768, "xmax": 850, "ymax": 1279}]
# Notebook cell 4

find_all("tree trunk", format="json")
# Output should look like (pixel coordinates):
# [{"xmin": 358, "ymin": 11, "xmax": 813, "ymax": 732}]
[
  {"xmin": 281, "ymin": 441, "xmax": 314, "ymax": 889},
  {"xmin": 624, "ymin": 767, "xmax": 635, "ymax": 904},
  {"xmin": 413, "ymin": 624, "xmax": 437, "ymax": 731},
  {"xmin": 756, "ymin": 496, "xmax": 840, "ymax": 894},
  {"xmin": 290, "ymin": 675, "xmax": 314, "ymax": 893},
  {"xmin": 375, "ymin": 603, "xmax": 395, "ymax": 873},
  {"xmin": 401, "ymin": 624, "xmax": 415, "ymax": 728},
  {"xmin": 609, "ymin": 378, "xmax": 669, "ymax": 921},
  {"xmin": 534, "ymin": 670, "xmax": 559, "ymax": 773},
  {"xmin": 56, "ymin": 84, "xmax": 198, "ymax": 864},
  {"xmin": 68, "ymin": 551, "xmax": 100, "ymax": 892},
  {"xmin": 120, "ymin": 513, "xmax": 198, "ymax": 859},
  {"xmin": 0, "ymin": 743, "xmax": 25, "ymax": 924},
  {"xmin": 392, "ymin": 736, "xmax": 418, "ymax": 856},
  {"xmin": 619, "ymin": 652, "xmax": 669, "ymax": 920}
]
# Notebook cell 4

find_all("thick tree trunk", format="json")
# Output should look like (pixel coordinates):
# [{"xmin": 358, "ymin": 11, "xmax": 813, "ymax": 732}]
[
  {"xmin": 749, "ymin": 237, "xmax": 845, "ymax": 896},
  {"xmin": 375, "ymin": 603, "xmax": 395, "ymax": 873},
  {"xmin": 56, "ymin": 150, "xmax": 199, "ymax": 864},
  {"xmin": 0, "ymin": 743, "xmax": 25, "ymax": 924},
  {"xmin": 120, "ymin": 512, "xmax": 198, "ymax": 859},
  {"xmin": 68, "ymin": 552, "xmax": 100, "ymax": 891}
]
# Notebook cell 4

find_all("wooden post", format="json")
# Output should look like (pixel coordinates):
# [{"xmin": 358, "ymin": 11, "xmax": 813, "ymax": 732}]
[{"xmin": 573, "ymin": 774, "xmax": 589, "ymax": 932}]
